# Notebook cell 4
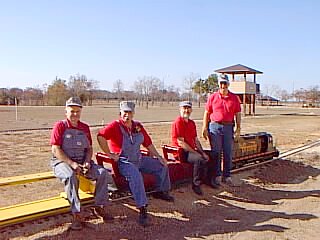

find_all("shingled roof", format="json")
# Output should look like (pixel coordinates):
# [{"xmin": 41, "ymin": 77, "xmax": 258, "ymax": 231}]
[{"xmin": 215, "ymin": 64, "xmax": 263, "ymax": 74}]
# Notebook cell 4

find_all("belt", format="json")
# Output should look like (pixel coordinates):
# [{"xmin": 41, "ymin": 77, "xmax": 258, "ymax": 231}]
[{"xmin": 212, "ymin": 121, "xmax": 234, "ymax": 125}]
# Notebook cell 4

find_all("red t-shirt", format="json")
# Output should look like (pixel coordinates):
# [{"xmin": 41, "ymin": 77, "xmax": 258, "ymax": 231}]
[
  {"xmin": 97, "ymin": 120, "xmax": 152, "ymax": 153},
  {"xmin": 205, "ymin": 91, "xmax": 241, "ymax": 122},
  {"xmin": 50, "ymin": 119, "xmax": 92, "ymax": 146},
  {"xmin": 171, "ymin": 116, "xmax": 197, "ymax": 150}
]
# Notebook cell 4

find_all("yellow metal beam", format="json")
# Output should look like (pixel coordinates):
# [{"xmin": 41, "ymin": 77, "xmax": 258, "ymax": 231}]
[
  {"xmin": 0, "ymin": 172, "xmax": 55, "ymax": 187},
  {"xmin": 0, "ymin": 191, "xmax": 94, "ymax": 227}
]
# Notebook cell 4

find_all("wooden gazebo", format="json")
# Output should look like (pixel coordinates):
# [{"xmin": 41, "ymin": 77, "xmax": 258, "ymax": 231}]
[{"xmin": 215, "ymin": 64, "xmax": 263, "ymax": 115}]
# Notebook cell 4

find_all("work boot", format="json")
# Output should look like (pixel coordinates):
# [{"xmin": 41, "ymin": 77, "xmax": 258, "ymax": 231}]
[
  {"xmin": 192, "ymin": 184, "xmax": 203, "ymax": 196},
  {"xmin": 70, "ymin": 213, "xmax": 83, "ymax": 230},
  {"xmin": 210, "ymin": 176, "xmax": 222, "ymax": 188},
  {"xmin": 138, "ymin": 206, "xmax": 149, "ymax": 227},
  {"xmin": 152, "ymin": 191, "xmax": 174, "ymax": 202},
  {"xmin": 92, "ymin": 206, "xmax": 114, "ymax": 222}
]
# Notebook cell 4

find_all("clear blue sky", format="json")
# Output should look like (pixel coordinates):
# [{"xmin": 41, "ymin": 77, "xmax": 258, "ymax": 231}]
[{"xmin": 1, "ymin": 0, "xmax": 319, "ymax": 94}]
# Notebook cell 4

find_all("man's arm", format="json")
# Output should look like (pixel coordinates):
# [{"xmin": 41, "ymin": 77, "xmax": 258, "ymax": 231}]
[
  {"xmin": 83, "ymin": 145, "xmax": 93, "ymax": 168},
  {"xmin": 146, "ymin": 144, "xmax": 167, "ymax": 165},
  {"xmin": 195, "ymin": 138, "xmax": 210, "ymax": 160},
  {"xmin": 177, "ymin": 137, "xmax": 197, "ymax": 153},
  {"xmin": 235, "ymin": 112, "xmax": 241, "ymax": 129},
  {"xmin": 52, "ymin": 145, "xmax": 80, "ymax": 172},
  {"xmin": 234, "ymin": 112, "xmax": 241, "ymax": 137},
  {"xmin": 97, "ymin": 135, "xmax": 119, "ymax": 161},
  {"xmin": 201, "ymin": 110, "xmax": 210, "ymax": 140}
]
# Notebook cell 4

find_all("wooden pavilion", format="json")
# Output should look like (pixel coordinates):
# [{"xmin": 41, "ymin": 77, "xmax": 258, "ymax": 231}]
[{"xmin": 215, "ymin": 64, "xmax": 263, "ymax": 115}]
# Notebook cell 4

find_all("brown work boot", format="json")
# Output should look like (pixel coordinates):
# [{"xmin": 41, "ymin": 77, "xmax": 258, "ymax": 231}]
[
  {"xmin": 70, "ymin": 213, "xmax": 83, "ymax": 230},
  {"xmin": 92, "ymin": 206, "xmax": 114, "ymax": 222}
]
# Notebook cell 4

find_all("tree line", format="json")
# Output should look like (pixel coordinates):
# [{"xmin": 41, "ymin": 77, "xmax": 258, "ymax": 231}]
[{"xmin": 1, "ymin": 73, "xmax": 319, "ymax": 106}]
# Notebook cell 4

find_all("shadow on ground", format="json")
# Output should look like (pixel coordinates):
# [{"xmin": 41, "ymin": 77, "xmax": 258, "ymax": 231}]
[{"xmin": 1, "ymin": 159, "xmax": 319, "ymax": 240}]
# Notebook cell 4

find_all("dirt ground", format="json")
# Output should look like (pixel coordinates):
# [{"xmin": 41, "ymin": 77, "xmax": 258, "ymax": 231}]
[{"xmin": 0, "ymin": 104, "xmax": 319, "ymax": 240}]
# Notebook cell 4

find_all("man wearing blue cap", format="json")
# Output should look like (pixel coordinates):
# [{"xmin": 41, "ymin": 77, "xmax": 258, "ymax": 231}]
[
  {"xmin": 171, "ymin": 101, "xmax": 209, "ymax": 195},
  {"xmin": 202, "ymin": 74, "xmax": 241, "ymax": 187}
]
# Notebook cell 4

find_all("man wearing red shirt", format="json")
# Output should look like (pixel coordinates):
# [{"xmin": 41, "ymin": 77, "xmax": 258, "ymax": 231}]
[
  {"xmin": 50, "ymin": 97, "xmax": 113, "ymax": 230},
  {"xmin": 97, "ymin": 101, "xmax": 174, "ymax": 227},
  {"xmin": 202, "ymin": 74, "xmax": 241, "ymax": 187},
  {"xmin": 171, "ymin": 101, "xmax": 209, "ymax": 195}
]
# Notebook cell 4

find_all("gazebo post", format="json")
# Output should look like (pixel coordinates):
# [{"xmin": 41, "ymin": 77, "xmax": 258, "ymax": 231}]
[
  {"xmin": 243, "ymin": 93, "xmax": 246, "ymax": 115},
  {"xmin": 249, "ymin": 95, "xmax": 252, "ymax": 115}
]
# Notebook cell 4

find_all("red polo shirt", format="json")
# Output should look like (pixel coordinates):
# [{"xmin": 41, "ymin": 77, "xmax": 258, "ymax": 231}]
[
  {"xmin": 50, "ymin": 119, "xmax": 92, "ymax": 146},
  {"xmin": 97, "ymin": 120, "xmax": 152, "ymax": 153},
  {"xmin": 205, "ymin": 91, "xmax": 241, "ymax": 122},
  {"xmin": 171, "ymin": 116, "xmax": 197, "ymax": 150}
]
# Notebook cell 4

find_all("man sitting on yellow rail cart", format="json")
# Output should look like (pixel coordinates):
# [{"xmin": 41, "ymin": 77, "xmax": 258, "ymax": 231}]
[{"xmin": 50, "ymin": 97, "xmax": 113, "ymax": 230}]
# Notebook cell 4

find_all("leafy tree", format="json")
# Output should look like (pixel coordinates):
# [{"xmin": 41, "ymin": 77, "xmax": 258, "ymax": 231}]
[{"xmin": 47, "ymin": 78, "xmax": 69, "ymax": 106}]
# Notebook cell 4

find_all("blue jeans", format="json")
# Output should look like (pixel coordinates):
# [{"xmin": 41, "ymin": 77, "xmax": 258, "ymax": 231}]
[
  {"xmin": 52, "ymin": 159, "xmax": 112, "ymax": 213},
  {"xmin": 118, "ymin": 156, "xmax": 171, "ymax": 208},
  {"xmin": 208, "ymin": 123, "xmax": 234, "ymax": 178}
]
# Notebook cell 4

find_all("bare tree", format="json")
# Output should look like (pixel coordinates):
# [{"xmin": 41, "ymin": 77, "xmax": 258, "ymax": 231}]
[
  {"xmin": 133, "ymin": 80, "xmax": 144, "ymax": 106},
  {"xmin": 183, "ymin": 72, "xmax": 200, "ymax": 102},
  {"xmin": 113, "ymin": 79, "xmax": 123, "ymax": 102},
  {"xmin": 22, "ymin": 87, "xmax": 44, "ymax": 105},
  {"xmin": 135, "ymin": 76, "xmax": 161, "ymax": 109},
  {"xmin": 68, "ymin": 74, "xmax": 98, "ymax": 105}
]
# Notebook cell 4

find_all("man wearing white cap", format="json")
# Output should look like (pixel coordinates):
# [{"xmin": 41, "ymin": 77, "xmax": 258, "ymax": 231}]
[
  {"xmin": 202, "ymin": 74, "xmax": 241, "ymax": 187},
  {"xmin": 50, "ymin": 97, "xmax": 113, "ymax": 230},
  {"xmin": 171, "ymin": 101, "xmax": 209, "ymax": 195},
  {"xmin": 97, "ymin": 101, "xmax": 174, "ymax": 227}
]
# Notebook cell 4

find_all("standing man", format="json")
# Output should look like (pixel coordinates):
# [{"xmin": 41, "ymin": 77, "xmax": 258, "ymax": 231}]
[
  {"xmin": 202, "ymin": 74, "xmax": 241, "ymax": 187},
  {"xmin": 97, "ymin": 101, "xmax": 174, "ymax": 227},
  {"xmin": 50, "ymin": 97, "xmax": 113, "ymax": 230},
  {"xmin": 171, "ymin": 101, "xmax": 209, "ymax": 195}
]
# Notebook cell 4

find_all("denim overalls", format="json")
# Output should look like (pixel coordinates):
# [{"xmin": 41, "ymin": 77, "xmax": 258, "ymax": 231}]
[
  {"xmin": 118, "ymin": 124, "xmax": 171, "ymax": 208},
  {"xmin": 51, "ymin": 121, "xmax": 111, "ymax": 213}
]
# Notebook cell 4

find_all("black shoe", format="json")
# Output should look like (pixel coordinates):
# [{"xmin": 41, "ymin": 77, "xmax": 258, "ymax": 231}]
[
  {"xmin": 192, "ymin": 184, "xmax": 203, "ymax": 195},
  {"xmin": 152, "ymin": 191, "xmax": 174, "ymax": 202},
  {"xmin": 92, "ymin": 206, "xmax": 114, "ymax": 222},
  {"xmin": 138, "ymin": 206, "xmax": 149, "ymax": 227}
]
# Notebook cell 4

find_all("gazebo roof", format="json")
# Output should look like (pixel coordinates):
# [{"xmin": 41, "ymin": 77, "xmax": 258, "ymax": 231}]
[{"xmin": 215, "ymin": 64, "xmax": 263, "ymax": 74}]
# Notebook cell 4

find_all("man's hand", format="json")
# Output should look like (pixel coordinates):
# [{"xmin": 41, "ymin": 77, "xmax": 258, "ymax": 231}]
[
  {"xmin": 202, "ymin": 128, "xmax": 208, "ymax": 140},
  {"xmin": 234, "ymin": 127, "xmax": 241, "ymax": 139},
  {"xmin": 83, "ymin": 160, "xmax": 91, "ymax": 169},
  {"xmin": 70, "ymin": 161, "xmax": 81, "ymax": 174}
]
